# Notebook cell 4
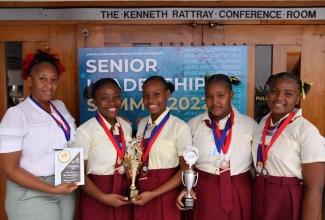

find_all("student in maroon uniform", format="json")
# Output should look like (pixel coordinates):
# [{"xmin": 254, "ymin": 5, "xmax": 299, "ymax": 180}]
[
  {"xmin": 131, "ymin": 75, "xmax": 192, "ymax": 220},
  {"xmin": 176, "ymin": 74, "xmax": 258, "ymax": 220},
  {"xmin": 72, "ymin": 78, "xmax": 132, "ymax": 220},
  {"xmin": 252, "ymin": 72, "xmax": 325, "ymax": 220}
]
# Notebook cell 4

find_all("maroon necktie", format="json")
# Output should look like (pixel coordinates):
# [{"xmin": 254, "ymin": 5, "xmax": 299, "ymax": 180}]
[
  {"xmin": 255, "ymin": 175, "xmax": 265, "ymax": 217},
  {"xmin": 206, "ymin": 119, "xmax": 233, "ymax": 213},
  {"xmin": 220, "ymin": 168, "xmax": 233, "ymax": 213}
]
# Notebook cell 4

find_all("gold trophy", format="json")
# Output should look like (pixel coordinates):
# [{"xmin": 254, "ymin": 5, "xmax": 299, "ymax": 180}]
[{"xmin": 123, "ymin": 136, "xmax": 143, "ymax": 200}]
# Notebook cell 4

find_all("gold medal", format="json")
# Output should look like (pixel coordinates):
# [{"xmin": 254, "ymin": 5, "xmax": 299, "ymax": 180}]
[{"xmin": 220, "ymin": 160, "xmax": 229, "ymax": 170}]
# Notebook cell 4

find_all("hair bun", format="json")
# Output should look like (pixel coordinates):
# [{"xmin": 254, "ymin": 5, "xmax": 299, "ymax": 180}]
[{"xmin": 167, "ymin": 82, "xmax": 175, "ymax": 94}]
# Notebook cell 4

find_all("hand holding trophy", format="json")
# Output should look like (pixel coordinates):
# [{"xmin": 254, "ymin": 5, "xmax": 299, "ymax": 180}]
[
  {"xmin": 181, "ymin": 145, "xmax": 199, "ymax": 209},
  {"xmin": 123, "ymin": 136, "xmax": 143, "ymax": 200}
]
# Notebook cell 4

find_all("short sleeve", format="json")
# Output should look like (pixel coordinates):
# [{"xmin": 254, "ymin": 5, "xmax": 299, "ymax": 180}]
[
  {"xmin": 300, "ymin": 123, "xmax": 325, "ymax": 164},
  {"xmin": 0, "ymin": 107, "xmax": 25, "ymax": 153},
  {"xmin": 72, "ymin": 127, "xmax": 92, "ymax": 160},
  {"xmin": 175, "ymin": 122, "xmax": 193, "ymax": 156}
]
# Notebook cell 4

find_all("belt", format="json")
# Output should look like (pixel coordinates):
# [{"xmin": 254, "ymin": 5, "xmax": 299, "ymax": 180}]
[
  {"xmin": 197, "ymin": 169, "xmax": 251, "ymax": 183},
  {"xmin": 265, "ymin": 175, "xmax": 302, "ymax": 186}
]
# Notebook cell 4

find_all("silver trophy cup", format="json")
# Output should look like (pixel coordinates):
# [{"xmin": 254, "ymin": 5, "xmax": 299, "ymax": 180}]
[{"xmin": 181, "ymin": 145, "xmax": 199, "ymax": 209}]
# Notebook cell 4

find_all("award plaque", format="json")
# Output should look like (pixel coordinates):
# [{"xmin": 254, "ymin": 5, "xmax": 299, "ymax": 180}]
[
  {"xmin": 123, "ymin": 136, "xmax": 143, "ymax": 200},
  {"xmin": 55, "ymin": 147, "xmax": 85, "ymax": 185},
  {"xmin": 181, "ymin": 145, "xmax": 199, "ymax": 209}
]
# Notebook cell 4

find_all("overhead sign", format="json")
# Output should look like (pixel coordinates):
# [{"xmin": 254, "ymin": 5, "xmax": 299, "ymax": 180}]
[
  {"xmin": 0, "ymin": 7, "xmax": 324, "ymax": 20},
  {"xmin": 43, "ymin": 8, "xmax": 325, "ymax": 20},
  {"xmin": 78, "ymin": 46, "xmax": 248, "ymax": 129},
  {"xmin": 44, "ymin": 8, "xmax": 325, "ymax": 20},
  {"xmin": 0, "ymin": 8, "xmax": 43, "ymax": 20}
]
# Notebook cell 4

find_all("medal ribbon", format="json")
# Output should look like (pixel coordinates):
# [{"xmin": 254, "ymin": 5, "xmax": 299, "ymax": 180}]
[
  {"xmin": 141, "ymin": 112, "xmax": 170, "ymax": 162},
  {"xmin": 210, "ymin": 110, "xmax": 234, "ymax": 154},
  {"xmin": 257, "ymin": 119, "xmax": 286, "ymax": 161},
  {"xmin": 260, "ymin": 111, "xmax": 294, "ymax": 162},
  {"xmin": 30, "ymin": 95, "xmax": 71, "ymax": 141},
  {"xmin": 96, "ymin": 113, "xmax": 125, "ymax": 160}
]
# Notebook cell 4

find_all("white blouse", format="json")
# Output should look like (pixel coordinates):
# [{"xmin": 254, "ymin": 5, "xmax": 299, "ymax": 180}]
[
  {"xmin": 0, "ymin": 97, "xmax": 76, "ymax": 177},
  {"xmin": 252, "ymin": 108, "xmax": 325, "ymax": 179}
]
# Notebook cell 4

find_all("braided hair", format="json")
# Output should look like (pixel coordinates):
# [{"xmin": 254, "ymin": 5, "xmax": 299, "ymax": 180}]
[
  {"xmin": 204, "ymin": 73, "xmax": 241, "ymax": 90},
  {"xmin": 265, "ymin": 72, "xmax": 311, "ymax": 97}
]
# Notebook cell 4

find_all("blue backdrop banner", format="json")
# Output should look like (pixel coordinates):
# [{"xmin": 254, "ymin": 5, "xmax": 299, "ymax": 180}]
[{"xmin": 78, "ymin": 46, "xmax": 248, "ymax": 129}]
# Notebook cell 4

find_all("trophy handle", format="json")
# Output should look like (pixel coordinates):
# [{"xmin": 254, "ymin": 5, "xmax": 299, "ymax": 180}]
[
  {"xmin": 193, "ymin": 172, "xmax": 198, "ymax": 187},
  {"xmin": 181, "ymin": 171, "xmax": 186, "ymax": 186}
]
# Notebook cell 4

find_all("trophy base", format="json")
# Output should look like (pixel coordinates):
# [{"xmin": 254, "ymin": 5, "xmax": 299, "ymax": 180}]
[
  {"xmin": 126, "ymin": 188, "xmax": 139, "ymax": 201},
  {"xmin": 182, "ymin": 197, "xmax": 195, "ymax": 209}
]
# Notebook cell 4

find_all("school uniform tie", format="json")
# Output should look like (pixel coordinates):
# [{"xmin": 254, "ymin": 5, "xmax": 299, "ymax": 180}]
[
  {"xmin": 256, "ymin": 175, "xmax": 265, "ymax": 217},
  {"xmin": 220, "ymin": 168, "xmax": 233, "ymax": 213},
  {"xmin": 205, "ymin": 119, "xmax": 233, "ymax": 213}
]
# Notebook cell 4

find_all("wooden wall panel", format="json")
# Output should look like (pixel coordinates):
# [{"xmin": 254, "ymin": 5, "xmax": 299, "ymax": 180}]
[
  {"xmin": 104, "ymin": 24, "xmax": 202, "ymax": 46},
  {"xmin": 272, "ymin": 45, "xmax": 301, "ymax": 75},
  {"xmin": 300, "ymin": 25, "xmax": 325, "ymax": 136},
  {"xmin": 0, "ymin": 26, "xmax": 50, "ymax": 42},
  {"xmin": 77, "ymin": 25, "xmax": 105, "ymax": 48},
  {"xmin": 0, "ymin": 42, "xmax": 8, "ymax": 220},
  {"xmin": 203, "ymin": 24, "xmax": 226, "ymax": 46},
  {"xmin": 0, "ymin": 43, "xmax": 7, "ymax": 119},
  {"xmin": 247, "ymin": 45, "xmax": 256, "ymax": 118},
  {"xmin": 206, "ymin": 25, "xmax": 303, "ymax": 46},
  {"xmin": 49, "ymin": 25, "xmax": 79, "ymax": 125},
  {"xmin": 272, "ymin": 45, "xmax": 288, "ymax": 74},
  {"xmin": 180, "ymin": 24, "xmax": 203, "ymax": 46},
  {"xmin": 286, "ymin": 47, "xmax": 301, "ymax": 74}
]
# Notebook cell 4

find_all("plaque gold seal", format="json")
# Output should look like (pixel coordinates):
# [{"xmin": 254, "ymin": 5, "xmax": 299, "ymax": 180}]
[{"xmin": 58, "ymin": 150, "xmax": 71, "ymax": 163}]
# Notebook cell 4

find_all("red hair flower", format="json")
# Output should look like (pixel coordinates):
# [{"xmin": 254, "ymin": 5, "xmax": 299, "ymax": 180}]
[{"xmin": 21, "ymin": 50, "xmax": 65, "ymax": 80}]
